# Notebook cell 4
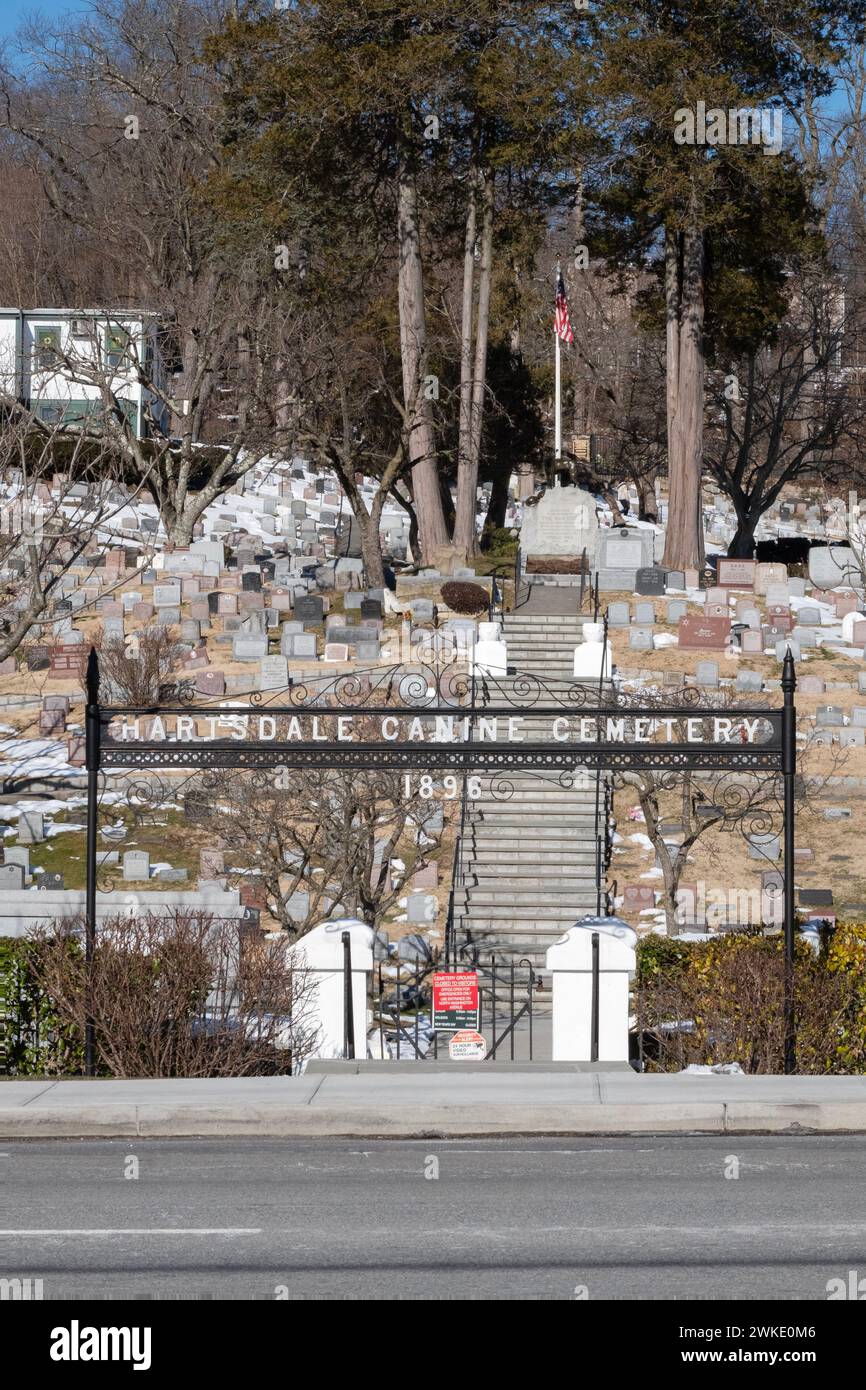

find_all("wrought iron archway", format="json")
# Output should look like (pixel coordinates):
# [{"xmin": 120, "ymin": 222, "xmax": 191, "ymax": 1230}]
[{"xmin": 83, "ymin": 648, "xmax": 799, "ymax": 1073}]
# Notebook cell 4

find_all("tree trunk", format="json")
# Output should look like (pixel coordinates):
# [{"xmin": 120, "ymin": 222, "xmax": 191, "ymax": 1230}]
[
  {"xmin": 638, "ymin": 475, "xmax": 658, "ymax": 522},
  {"xmin": 454, "ymin": 167, "xmax": 494, "ymax": 560},
  {"xmin": 453, "ymin": 163, "xmax": 478, "ymax": 556},
  {"xmin": 357, "ymin": 508, "xmax": 385, "ymax": 588},
  {"xmin": 662, "ymin": 196, "xmax": 706, "ymax": 573},
  {"xmin": 396, "ymin": 156, "xmax": 450, "ymax": 563},
  {"xmin": 727, "ymin": 517, "xmax": 759, "ymax": 558},
  {"xmin": 482, "ymin": 463, "xmax": 510, "ymax": 546}
]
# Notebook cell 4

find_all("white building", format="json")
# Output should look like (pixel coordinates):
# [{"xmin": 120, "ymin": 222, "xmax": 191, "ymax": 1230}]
[{"xmin": 0, "ymin": 308, "xmax": 168, "ymax": 439}]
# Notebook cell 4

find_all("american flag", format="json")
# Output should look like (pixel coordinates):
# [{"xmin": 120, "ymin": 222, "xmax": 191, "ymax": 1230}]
[{"xmin": 555, "ymin": 270, "xmax": 574, "ymax": 344}]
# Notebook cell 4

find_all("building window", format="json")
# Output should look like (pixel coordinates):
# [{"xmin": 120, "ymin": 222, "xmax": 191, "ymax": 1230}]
[
  {"xmin": 34, "ymin": 326, "xmax": 61, "ymax": 369},
  {"xmin": 105, "ymin": 327, "xmax": 132, "ymax": 369}
]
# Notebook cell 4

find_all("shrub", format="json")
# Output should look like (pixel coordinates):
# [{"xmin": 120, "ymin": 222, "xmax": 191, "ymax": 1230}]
[
  {"xmin": 26, "ymin": 911, "xmax": 321, "ymax": 1077},
  {"xmin": 440, "ymin": 580, "xmax": 489, "ymax": 615},
  {"xmin": 637, "ymin": 927, "xmax": 866, "ymax": 1074},
  {"xmin": 79, "ymin": 624, "xmax": 185, "ymax": 704},
  {"xmin": 0, "ymin": 936, "xmax": 82, "ymax": 1075}
]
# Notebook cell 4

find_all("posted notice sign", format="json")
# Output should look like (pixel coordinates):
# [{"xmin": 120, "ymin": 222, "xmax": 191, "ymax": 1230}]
[
  {"xmin": 432, "ymin": 971, "xmax": 479, "ymax": 1032},
  {"xmin": 448, "ymin": 1030, "xmax": 487, "ymax": 1060}
]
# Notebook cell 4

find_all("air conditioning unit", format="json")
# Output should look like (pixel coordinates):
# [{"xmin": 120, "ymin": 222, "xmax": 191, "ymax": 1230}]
[{"xmin": 70, "ymin": 317, "xmax": 93, "ymax": 338}]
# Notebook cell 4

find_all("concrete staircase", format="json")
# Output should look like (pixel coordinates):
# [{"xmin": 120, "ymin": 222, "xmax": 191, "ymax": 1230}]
[
  {"xmin": 503, "ymin": 610, "xmax": 594, "ymax": 685},
  {"xmin": 456, "ymin": 606, "xmax": 612, "ymax": 973}
]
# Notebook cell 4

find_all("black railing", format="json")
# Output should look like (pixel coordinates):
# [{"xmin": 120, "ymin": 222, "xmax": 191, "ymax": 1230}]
[{"xmin": 444, "ymin": 770, "xmax": 471, "ymax": 967}]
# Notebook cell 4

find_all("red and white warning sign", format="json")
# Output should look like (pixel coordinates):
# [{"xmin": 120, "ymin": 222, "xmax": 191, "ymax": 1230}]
[
  {"xmin": 448, "ymin": 1029, "xmax": 487, "ymax": 1060},
  {"xmin": 432, "ymin": 971, "xmax": 479, "ymax": 1032}
]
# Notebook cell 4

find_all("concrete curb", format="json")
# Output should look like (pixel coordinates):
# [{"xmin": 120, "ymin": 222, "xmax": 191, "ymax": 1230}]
[{"xmin": 5, "ymin": 1101, "xmax": 866, "ymax": 1138}]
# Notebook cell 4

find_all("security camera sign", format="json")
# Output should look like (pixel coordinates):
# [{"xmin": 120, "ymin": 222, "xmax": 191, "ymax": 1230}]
[
  {"xmin": 448, "ymin": 1030, "xmax": 487, "ymax": 1060},
  {"xmin": 432, "ymin": 971, "xmax": 479, "ymax": 1032}
]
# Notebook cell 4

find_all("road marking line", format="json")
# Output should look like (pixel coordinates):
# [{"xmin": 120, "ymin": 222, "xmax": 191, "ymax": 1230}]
[{"xmin": 0, "ymin": 1229, "xmax": 262, "ymax": 1237}]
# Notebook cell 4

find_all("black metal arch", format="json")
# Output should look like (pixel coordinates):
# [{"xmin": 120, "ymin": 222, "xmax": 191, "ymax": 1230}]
[{"xmin": 82, "ymin": 647, "xmax": 798, "ymax": 1074}]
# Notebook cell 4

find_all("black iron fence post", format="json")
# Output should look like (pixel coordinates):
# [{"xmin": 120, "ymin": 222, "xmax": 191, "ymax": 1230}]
[
  {"xmin": 591, "ymin": 931, "xmax": 600, "ymax": 1063},
  {"xmin": 782, "ymin": 649, "xmax": 797, "ymax": 1075},
  {"xmin": 342, "ymin": 930, "xmax": 355, "ymax": 1060},
  {"xmin": 84, "ymin": 647, "xmax": 100, "ymax": 1078}
]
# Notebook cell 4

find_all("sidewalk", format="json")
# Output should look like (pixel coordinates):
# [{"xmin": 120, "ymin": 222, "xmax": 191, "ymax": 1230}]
[{"xmin": 3, "ymin": 1065, "xmax": 866, "ymax": 1137}]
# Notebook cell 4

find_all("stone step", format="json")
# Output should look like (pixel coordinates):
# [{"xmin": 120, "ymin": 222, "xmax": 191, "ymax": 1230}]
[
  {"xmin": 463, "ymin": 904, "xmax": 599, "ymax": 924},
  {"xmin": 466, "ymin": 837, "xmax": 599, "ymax": 853},
  {"xmin": 465, "ymin": 871, "xmax": 598, "ymax": 888},
  {"xmin": 470, "ymin": 806, "xmax": 599, "ymax": 820},
  {"xmin": 467, "ymin": 829, "xmax": 599, "ymax": 845},
  {"xmin": 460, "ymin": 889, "xmax": 597, "ymax": 908}
]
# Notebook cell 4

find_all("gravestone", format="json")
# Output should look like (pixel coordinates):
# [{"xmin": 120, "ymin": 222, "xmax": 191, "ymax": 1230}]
[
  {"xmin": 0, "ymin": 864, "xmax": 24, "ymax": 890},
  {"xmin": 808, "ymin": 545, "xmax": 859, "ymax": 589},
  {"xmin": 607, "ymin": 602, "xmax": 630, "ymax": 627},
  {"xmin": 196, "ymin": 671, "xmax": 226, "ymax": 697},
  {"xmin": 666, "ymin": 600, "xmax": 687, "ymax": 624},
  {"xmin": 295, "ymin": 596, "xmax": 324, "ymax": 625},
  {"xmin": 695, "ymin": 660, "xmax": 719, "ymax": 687},
  {"xmin": 623, "ymin": 884, "xmax": 655, "ymax": 914},
  {"xmin": 17, "ymin": 810, "xmax": 45, "ymax": 844},
  {"xmin": 123, "ymin": 850, "xmax": 150, "ymax": 881},
  {"xmin": 597, "ymin": 530, "xmax": 650, "ymax": 590},
  {"xmin": 259, "ymin": 656, "xmax": 289, "ymax": 691},
  {"xmin": 678, "ymin": 615, "xmax": 731, "ymax": 649},
  {"xmin": 520, "ymin": 485, "xmax": 598, "ymax": 570},
  {"xmin": 628, "ymin": 628, "xmax": 653, "ymax": 651},
  {"xmin": 635, "ymin": 567, "xmax": 666, "ymax": 596},
  {"xmin": 717, "ymin": 558, "xmax": 756, "ymax": 589},
  {"xmin": 740, "ymin": 629, "xmax": 763, "ymax": 655}
]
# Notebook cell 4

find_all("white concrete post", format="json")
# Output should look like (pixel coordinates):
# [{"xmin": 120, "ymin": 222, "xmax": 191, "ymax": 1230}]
[
  {"xmin": 546, "ymin": 923, "xmax": 636, "ymax": 1062},
  {"xmin": 288, "ymin": 918, "xmax": 374, "ymax": 1061}
]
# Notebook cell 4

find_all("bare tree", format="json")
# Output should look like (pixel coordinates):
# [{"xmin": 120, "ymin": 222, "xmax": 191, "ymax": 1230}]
[{"xmin": 188, "ymin": 763, "xmax": 445, "ymax": 940}]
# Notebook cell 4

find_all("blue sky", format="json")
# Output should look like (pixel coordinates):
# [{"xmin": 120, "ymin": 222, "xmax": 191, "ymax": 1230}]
[{"xmin": 0, "ymin": 1, "xmax": 92, "ymax": 40}]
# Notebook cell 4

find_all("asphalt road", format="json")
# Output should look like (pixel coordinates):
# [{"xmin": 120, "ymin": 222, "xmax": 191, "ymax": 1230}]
[{"xmin": 2, "ymin": 1136, "xmax": 866, "ymax": 1300}]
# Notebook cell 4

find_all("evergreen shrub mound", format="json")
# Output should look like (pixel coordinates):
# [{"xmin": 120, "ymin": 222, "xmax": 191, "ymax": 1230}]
[{"xmin": 440, "ymin": 581, "xmax": 489, "ymax": 615}]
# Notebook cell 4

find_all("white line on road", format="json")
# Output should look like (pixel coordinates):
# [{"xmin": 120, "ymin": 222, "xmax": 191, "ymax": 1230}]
[{"xmin": 0, "ymin": 1229, "xmax": 262, "ymax": 1237}]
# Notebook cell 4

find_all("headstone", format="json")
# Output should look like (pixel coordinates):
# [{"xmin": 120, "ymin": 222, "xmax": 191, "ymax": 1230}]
[
  {"xmin": 634, "ymin": 601, "xmax": 655, "ymax": 625},
  {"xmin": 0, "ymin": 864, "xmax": 24, "ymax": 890},
  {"xmin": 808, "ymin": 545, "xmax": 859, "ymax": 589},
  {"xmin": 740, "ymin": 629, "xmax": 763, "ymax": 655},
  {"xmin": 666, "ymin": 600, "xmax": 687, "ymax": 624},
  {"xmin": 259, "ymin": 655, "xmax": 289, "ymax": 691},
  {"xmin": 520, "ymin": 486, "xmax": 599, "ymax": 568},
  {"xmin": 635, "ymin": 566, "xmax": 666, "ymax": 596},
  {"xmin": 17, "ymin": 810, "xmax": 45, "ymax": 844},
  {"xmin": 607, "ymin": 602, "xmax": 630, "ymax": 628},
  {"xmin": 695, "ymin": 660, "xmax": 719, "ymax": 688},
  {"xmin": 232, "ymin": 636, "xmax": 268, "ymax": 661},
  {"xmin": 122, "ymin": 850, "xmax": 150, "ymax": 881},
  {"xmin": 628, "ymin": 628, "xmax": 653, "ymax": 651},
  {"xmin": 717, "ymin": 558, "xmax": 756, "ymax": 589},
  {"xmin": 324, "ymin": 643, "xmax": 349, "ymax": 663},
  {"xmin": 294, "ymin": 595, "xmax": 324, "ymax": 625},
  {"xmin": 196, "ymin": 671, "xmax": 226, "ymax": 697},
  {"xmin": 678, "ymin": 615, "xmax": 731, "ymax": 649}
]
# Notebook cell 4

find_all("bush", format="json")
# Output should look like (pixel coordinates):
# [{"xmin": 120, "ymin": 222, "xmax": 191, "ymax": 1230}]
[
  {"xmin": 79, "ymin": 624, "xmax": 185, "ymax": 704},
  {"xmin": 637, "ymin": 927, "xmax": 866, "ymax": 1074},
  {"xmin": 25, "ymin": 911, "xmax": 321, "ymax": 1077},
  {"xmin": 0, "ymin": 936, "xmax": 83, "ymax": 1075},
  {"xmin": 440, "ymin": 580, "xmax": 489, "ymax": 614}
]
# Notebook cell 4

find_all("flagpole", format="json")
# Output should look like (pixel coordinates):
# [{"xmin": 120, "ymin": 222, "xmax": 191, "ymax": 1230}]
[{"xmin": 554, "ymin": 264, "xmax": 562, "ymax": 464}]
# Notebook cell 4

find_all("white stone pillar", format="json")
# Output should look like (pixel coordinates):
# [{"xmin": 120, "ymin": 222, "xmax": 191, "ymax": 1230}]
[
  {"xmin": 288, "ymin": 918, "xmax": 374, "ymax": 1061},
  {"xmin": 545, "ymin": 923, "xmax": 636, "ymax": 1062}
]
